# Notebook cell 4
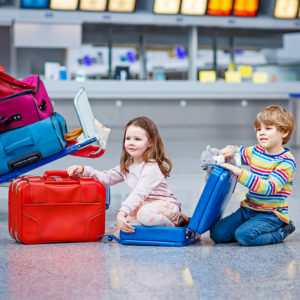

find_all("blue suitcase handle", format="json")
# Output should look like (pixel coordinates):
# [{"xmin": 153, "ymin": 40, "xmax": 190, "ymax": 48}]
[
  {"xmin": 5, "ymin": 135, "xmax": 34, "ymax": 154},
  {"xmin": 201, "ymin": 163, "xmax": 233, "ymax": 175}
]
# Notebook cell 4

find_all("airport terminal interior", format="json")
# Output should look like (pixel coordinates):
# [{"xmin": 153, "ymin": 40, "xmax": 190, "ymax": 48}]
[{"xmin": 1, "ymin": 0, "xmax": 300, "ymax": 299}]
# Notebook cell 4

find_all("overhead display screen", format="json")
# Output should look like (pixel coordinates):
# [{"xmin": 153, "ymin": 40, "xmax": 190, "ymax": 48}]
[
  {"xmin": 50, "ymin": 0, "xmax": 79, "ymax": 10},
  {"xmin": 180, "ymin": 0, "xmax": 208, "ymax": 15},
  {"xmin": 21, "ymin": 0, "xmax": 49, "ymax": 8},
  {"xmin": 207, "ymin": 0, "xmax": 234, "ymax": 16},
  {"xmin": 108, "ymin": 0, "xmax": 136, "ymax": 12},
  {"xmin": 233, "ymin": 0, "xmax": 259, "ymax": 17},
  {"xmin": 79, "ymin": 0, "xmax": 107, "ymax": 11},
  {"xmin": 153, "ymin": 0, "xmax": 181, "ymax": 14},
  {"xmin": 274, "ymin": 0, "xmax": 299, "ymax": 18}
]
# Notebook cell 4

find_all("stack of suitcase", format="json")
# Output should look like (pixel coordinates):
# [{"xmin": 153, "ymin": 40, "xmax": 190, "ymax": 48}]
[
  {"xmin": 5, "ymin": 88, "xmax": 108, "ymax": 245},
  {"xmin": 1, "ymin": 71, "xmax": 108, "ymax": 244},
  {"xmin": 0, "ymin": 87, "xmax": 101, "ymax": 183},
  {"xmin": 0, "ymin": 74, "xmax": 67, "ymax": 176}
]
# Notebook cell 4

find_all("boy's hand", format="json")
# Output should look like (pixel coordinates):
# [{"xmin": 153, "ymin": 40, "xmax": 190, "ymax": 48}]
[
  {"xmin": 221, "ymin": 147, "xmax": 235, "ymax": 159},
  {"xmin": 117, "ymin": 212, "xmax": 135, "ymax": 233},
  {"xmin": 67, "ymin": 165, "xmax": 84, "ymax": 176},
  {"xmin": 220, "ymin": 163, "xmax": 242, "ymax": 177}
]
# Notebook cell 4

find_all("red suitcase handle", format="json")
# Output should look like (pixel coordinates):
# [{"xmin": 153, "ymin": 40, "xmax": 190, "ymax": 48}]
[{"xmin": 43, "ymin": 170, "xmax": 77, "ymax": 179}]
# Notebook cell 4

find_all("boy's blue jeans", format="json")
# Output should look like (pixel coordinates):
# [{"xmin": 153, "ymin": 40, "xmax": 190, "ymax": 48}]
[{"xmin": 210, "ymin": 206, "xmax": 286, "ymax": 246}]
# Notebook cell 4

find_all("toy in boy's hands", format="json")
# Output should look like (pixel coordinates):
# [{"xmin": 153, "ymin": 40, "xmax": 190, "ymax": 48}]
[{"xmin": 200, "ymin": 145, "xmax": 241, "ymax": 180}]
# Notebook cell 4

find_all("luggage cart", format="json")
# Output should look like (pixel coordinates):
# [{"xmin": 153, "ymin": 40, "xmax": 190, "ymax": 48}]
[{"xmin": 0, "ymin": 88, "xmax": 100, "ymax": 184}]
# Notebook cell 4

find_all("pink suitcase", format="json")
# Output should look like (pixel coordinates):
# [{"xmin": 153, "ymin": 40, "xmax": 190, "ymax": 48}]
[{"xmin": 0, "ymin": 75, "xmax": 53, "ymax": 133}]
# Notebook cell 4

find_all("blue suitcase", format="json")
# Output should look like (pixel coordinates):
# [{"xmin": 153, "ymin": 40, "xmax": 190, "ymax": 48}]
[
  {"xmin": 0, "ymin": 113, "xmax": 67, "ymax": 175},
  {"xmin": 102, "ymin": 166, "xmax": 237, "ymax": 246}
]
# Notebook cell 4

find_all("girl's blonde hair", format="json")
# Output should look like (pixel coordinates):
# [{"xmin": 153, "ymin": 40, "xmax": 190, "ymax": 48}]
[
  {"xmin": 120, "ymin": 116, "xmax": 172, "ymax": 177},
  {"xmin": 254, "ymin": 105, "xmax": 295, "ymax": 144}
]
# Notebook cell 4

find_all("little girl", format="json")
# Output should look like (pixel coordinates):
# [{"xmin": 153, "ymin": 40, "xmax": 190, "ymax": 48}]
[{"xmin": 67, "ymin": 116, "xmax": 188, "ymax": 233}]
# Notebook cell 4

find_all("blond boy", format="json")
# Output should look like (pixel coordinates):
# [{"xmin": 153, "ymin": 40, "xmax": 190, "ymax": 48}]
[{"xmin": 210, "ymin": 105, "xmax": 296, "ymax": 246}]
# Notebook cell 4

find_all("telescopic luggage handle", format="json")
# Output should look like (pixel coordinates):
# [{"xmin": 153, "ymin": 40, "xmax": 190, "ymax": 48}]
[{"xmin": 74, "ymin": 88, "xmax": 101, "ymax": 155}]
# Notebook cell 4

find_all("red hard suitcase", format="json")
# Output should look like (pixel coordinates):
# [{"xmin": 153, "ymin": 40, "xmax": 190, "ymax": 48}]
[{"xmin": 8, "ymin": 170, "xmax": 106, "ymax": 244}]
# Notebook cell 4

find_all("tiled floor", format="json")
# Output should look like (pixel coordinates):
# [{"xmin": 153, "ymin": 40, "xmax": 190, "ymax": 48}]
[{"xmin": 1, "ymin": 137, "xmax": 300, "ymax": 300}]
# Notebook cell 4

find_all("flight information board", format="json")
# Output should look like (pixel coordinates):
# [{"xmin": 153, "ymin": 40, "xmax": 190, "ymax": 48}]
[
  {"xmin": 107, "ymin": 0, "xmax": 136, "ymax": 12},
  {"xmin": 153, "ymin": 0, "xmax": 181, "ymax": 14},
  {"xmin": 180, "ymin": 0, "xmax": 207, "ymax": 15},
  {"xmin": 79, "ymin": 0, "xmax": 107, "ymax": 11}
]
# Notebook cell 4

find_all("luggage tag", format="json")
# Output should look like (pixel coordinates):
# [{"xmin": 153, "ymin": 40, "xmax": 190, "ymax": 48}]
[{"xmin": 98, "ymin": 166, "xmax": 237, "ymax": 247}]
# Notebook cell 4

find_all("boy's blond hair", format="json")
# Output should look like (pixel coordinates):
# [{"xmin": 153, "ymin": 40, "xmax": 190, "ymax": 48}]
[{"xmin": 254, "ymin": 105, "xmax": 295, "ymax": 145}]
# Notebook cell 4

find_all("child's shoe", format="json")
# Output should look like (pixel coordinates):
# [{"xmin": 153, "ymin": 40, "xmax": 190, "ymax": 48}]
[
  {"xmin": 280, "ymin": 221, "xmax": 295, "ymax": 239},
  {"xmin": 175, "ymin": 214, "xmax": 190, "ymax": 227}
]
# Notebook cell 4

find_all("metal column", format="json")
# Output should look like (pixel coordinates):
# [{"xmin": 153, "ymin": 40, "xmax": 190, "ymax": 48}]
[
  {"xmin": 188, "ymin": 26, "xmax": 198, "ymax": 81},
  {"xmin": 107, "ymin": 27, "xmax": 113, "ymax": 79},
  {"xmin": 138, "ymin": 31, "xmax": 147, "ymax": 80},
  {"xmin": 213, "ymin": 29, "xmax": 218, "ymax": 74},
  {"xmin": 229, "ymin": 35, "xmax": 235, "ymax": 66},
  {"xmin": 10, "ymin": 21, "xmax": 17, "ymax": 77},
  {"xmin": 289, "ymin": 93, "xmax": 300, "ymax": 147}
]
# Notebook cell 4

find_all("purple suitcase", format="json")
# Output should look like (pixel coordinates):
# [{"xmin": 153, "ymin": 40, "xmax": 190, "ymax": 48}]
[{"xmin": 0, "ymin": 75, "xmax": 53, "ymax": 133}]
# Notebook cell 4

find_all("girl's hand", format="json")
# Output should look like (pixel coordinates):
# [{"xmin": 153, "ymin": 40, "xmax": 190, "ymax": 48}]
[
  {"xmin": 117, "ymin": 212, "xmax": 135, "ymax": 233},
  {"xmin": 221, "ymin": 147, "xmax": 235, "ymax": 159},
  {"xmin": 220, "ymin": 163, "xmax": 242, "ymax": 177},
  {"xmin": 67, "ymin": 165, "xmax": 84, "ymax": 176}
]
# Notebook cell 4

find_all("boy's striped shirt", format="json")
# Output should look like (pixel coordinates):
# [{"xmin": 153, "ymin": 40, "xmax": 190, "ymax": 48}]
[{"xmin": 237, "ymin": 144, "xmax": 296, "ymax": 223}]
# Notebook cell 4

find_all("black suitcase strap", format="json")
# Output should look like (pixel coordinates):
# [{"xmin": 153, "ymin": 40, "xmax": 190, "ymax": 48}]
[
  {"xmin": 0, "ymin": 113, "xmax": 22, "ymax": 126},
  {"xmin": 98, "ymin": 234, "xmax": 121, "ymax": 243}
]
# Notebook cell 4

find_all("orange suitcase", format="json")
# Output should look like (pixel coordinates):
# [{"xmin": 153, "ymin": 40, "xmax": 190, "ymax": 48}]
[{"xmin": 8, "ymin": 170, "xmax": 106, "ymax": 244}]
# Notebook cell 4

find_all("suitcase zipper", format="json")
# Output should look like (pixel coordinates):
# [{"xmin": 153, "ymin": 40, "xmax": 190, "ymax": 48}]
[
  {"xmin": 15, "ymin": 177, "xmax": 41, "ymax": 193},
  {"xmin": 11, "ymin": 179, "xmax": 23, "ymax": 193},
  {"xmin": 9, "ymin": 227, "xmax": 13, "ymax": 239},
  {"xmin": 15, "ymin": 230, "xmax": 21, "ymax": 243},
  {"xmin": 0, "ymin": 89, "xmax": 35, "ymax": 101},
  {"xmin": 30, "ymin": 94, "xmax": 42, "ymax": 120},
  {"xmin": 11, "ymin": 180, "xmax": 17, "ymax": 192},
  {"xmin": 15, "ymin": 180, "xmax": 26, "ymax": 193},
  {"xmin": 0, "ymin": 76, "xmax": 40, "ymax": 101},
  {"xmin": 13, "ymin": 180, "xmax": 26, "ymax": 243},
  {"xmin": 50, "ymin": 116, "xmax": 65, "ymax": 150},
  {"xmin": 21, "ymin": 176, "xmax": 40, "ymax": 180}
]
